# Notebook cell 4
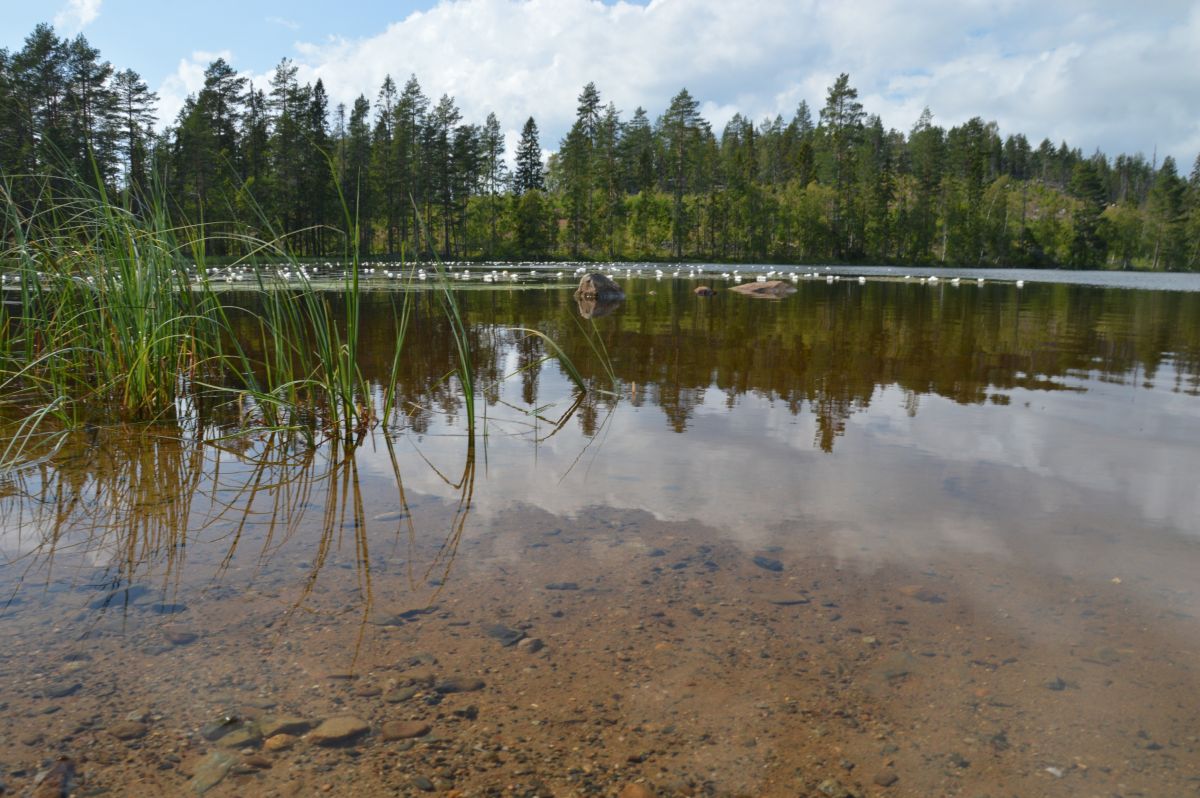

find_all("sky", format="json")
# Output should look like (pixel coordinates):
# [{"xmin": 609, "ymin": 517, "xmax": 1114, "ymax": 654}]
[{"xmin": 4, "ymin": 0, "xmax": 1200, "ymax": 166}]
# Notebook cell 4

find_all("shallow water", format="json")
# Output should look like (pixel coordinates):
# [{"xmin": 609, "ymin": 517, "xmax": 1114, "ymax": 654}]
[{"xmin": 2, "ymin": 276, "xmax": 1199, "ymax": 797}]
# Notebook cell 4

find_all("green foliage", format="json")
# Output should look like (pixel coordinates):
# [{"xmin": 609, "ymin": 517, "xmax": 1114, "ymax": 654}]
[{"xmin": 3, "ymin": 24, "xmax": 1199, "ymax": 269}]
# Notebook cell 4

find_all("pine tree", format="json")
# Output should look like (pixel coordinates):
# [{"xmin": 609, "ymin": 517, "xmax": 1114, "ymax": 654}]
[
  {"xmin": 818, "ymin": 73, "xmax": 865, "ymax": 258},
  {"xmin": 345, "ymin": 95, "xmax": 373, "ymax": 255},
  {"xmin": 110, "ymin": 68, "xmax": 157, "ymax": 198},
  {"xmin": 1147, "ymin": 157, "xmax": 1187, "ymax": 270},
  {"xmin": 395, "ymin": 75, "xmax": 428, "ymax": 249},
  {"xmin": 659, "ymin": 88, "xmax": 705, "ymax": 258},
  {"xmin": 1068, "ymin": 158, "xmax": 1107, "ymax": 269},
  {"xmin": 371, "ymin": 75, "xmax": 399, "ymax": 254},
  {"xmin": 513, "ymin": 116, "xmax": 544, "ymax": 195},
  {"xmin": 480, "ymin": 111, "xmax": 506, "ymax": 257}
]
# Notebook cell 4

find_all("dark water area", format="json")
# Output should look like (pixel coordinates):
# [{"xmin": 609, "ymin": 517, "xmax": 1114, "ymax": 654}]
[{"xmin": 2, "ymin": 277, "xmax": 1199, "ymax": 797}]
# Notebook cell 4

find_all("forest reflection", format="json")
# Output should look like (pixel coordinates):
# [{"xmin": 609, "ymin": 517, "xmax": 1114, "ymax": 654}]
[
  {"xmin": 232, "ymin": 279, "xmax": 1200, "ymax": 451},
  {"xmin": 2, "ymin": 278, "xmax": 1198, "ymax": 617}
]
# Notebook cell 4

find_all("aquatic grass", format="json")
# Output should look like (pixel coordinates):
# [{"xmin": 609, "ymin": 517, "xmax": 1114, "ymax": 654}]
[{"xmin": 0, "ymin": 158, "xmax": 590, "ymax": 472}]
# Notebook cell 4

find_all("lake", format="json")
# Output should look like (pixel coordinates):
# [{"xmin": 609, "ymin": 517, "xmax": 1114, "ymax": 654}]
[{"xmin": 2, "ymin": 268, "xmax": 1199, "ymax": 796}]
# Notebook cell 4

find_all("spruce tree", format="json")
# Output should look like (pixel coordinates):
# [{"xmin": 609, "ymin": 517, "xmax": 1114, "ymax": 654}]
[{"xmin": 513, "ymin": 116, "xmax": 544, "ymax": 195}]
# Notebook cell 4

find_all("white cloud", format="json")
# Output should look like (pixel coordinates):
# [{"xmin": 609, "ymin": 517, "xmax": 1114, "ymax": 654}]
[
  {"xmin": 53, "ymin": 0, "xmax": 101, "ymax": 34},
  {"xmin": 266, "ymin": 16, "xmax": 300, "ymax": 31},
  {"xmin": 268, "ymin": 0, "xmax": 1199, "ymax": 163},
  {"xmin": 156, "ymin": 50, "xmax": 234, "ymax": 127}
]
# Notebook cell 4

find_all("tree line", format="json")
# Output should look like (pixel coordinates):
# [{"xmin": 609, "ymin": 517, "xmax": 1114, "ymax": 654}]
[{"xmin": 3, "ymin": 22, "xmax": 1199, "ymax": 269}]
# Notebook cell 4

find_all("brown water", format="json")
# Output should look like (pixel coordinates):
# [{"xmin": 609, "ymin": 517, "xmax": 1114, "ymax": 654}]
[{"xmin": 2, "ymin": 277, "xmax": 1200, "ymax": 797}]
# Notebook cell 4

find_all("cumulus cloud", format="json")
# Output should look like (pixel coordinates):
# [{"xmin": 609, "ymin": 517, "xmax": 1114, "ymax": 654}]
[
  {"xmin": 156, "ymin": 0, "xmax": 1200, "ymax": 162},
  {"xmin": 53, "ymin": 0, "xmax": 101, "ymax": 34}
]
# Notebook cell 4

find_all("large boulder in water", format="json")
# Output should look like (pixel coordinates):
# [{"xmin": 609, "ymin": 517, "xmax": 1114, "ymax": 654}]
[
  {"xmin": 574, "ymin": 272, "xmax": 625, "ymax": 300},
  {"xmin": 729, "ymin": 280, "xmax": 797, "ymax": 298}
]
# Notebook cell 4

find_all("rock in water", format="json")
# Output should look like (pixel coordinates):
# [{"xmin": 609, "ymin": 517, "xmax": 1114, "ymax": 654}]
[
  {"xmin": 31, "ymin": 758, "xmax": 75, "ymax": 798},
  {"xmin": 263, "ymin": 733, "xmax": 297, "ymax": 751},
  {"xmin": 729, "ymin": 280, "xmax": 797, "ymax": 298},
  {"xmin": 189, "ymin": 751, "xmax": 235, "ymax": 795},
  {"xmin": 752, "ymin": 555, "xmax": 784, "ymax": 572},
  {"xmin": 483, "ymin": 623, "xmax": 525, "ymax": 647},
  {"xmin": 258, "ymin": 716, "xmax": 314, "ymax": 738},
  {"xmin": 107, "ymin": 721, "xmax": 148, "ymax": 740},
  {"xmin": 435, "ymin": 677, "xmax": 485, "ymax": 694},
  {"xmin": 694, "ymin": 286, "xmax": 715, "ymax": 296},
  {"xmin": 307, "ymin": 716, "xmax": 370, "ymax": 746},
  {"xmin": 381, "ymin": 721, "xmax": 431, "ymax": 740},
  {"xmin": 574, "ymin": 272, "xmax": 625, "ymax": 300}
]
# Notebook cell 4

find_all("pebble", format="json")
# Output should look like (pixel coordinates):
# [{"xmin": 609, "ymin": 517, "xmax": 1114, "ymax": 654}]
[
  {"xmin": 766, "ymin": 594, "xmax": 810, "ymax": 606},
  {"xmin": 31, "ymin": 758, "xmax": 75, "ymax": 798},
  {"xmin": 107, "ymin": 721, "xmax": 148, "ymax": 740},
  {"xmin": 411, "ymin": 775, "xmax": 435, "ymax": 792},
  {"xmin": 817, "ymin": 779, "xmax": 853, "ymax": 797},
  {"xmin": 43, "ymin": 681, "xmax": 81, "ymax": 699},
  {"xmin": 264, "ymin": 733, "xmax": 298, "ymax": 752},
  {"xmin": 385, "ymin": 686, "xmax": 419, "ymax": 703},
  {"xmin": 217, "ymin": 725, "xmax": 262, "ymax": 748},
  {"xmin": 163, "ymin": 628, "xmax": 198, "ymax": 645},
  {"xmin": 619, "ymin": 784, "xmax": 656, "ymax": 798},
  {"xmin": 873, "ymin": 770, "xmax": 899, "ymax": 787},
  {"xmin": 307, "ymin": 716, "xmax": 370, "ymax": 746},
  {"xmin": 752, "ymin": 555, "xmax": 784, "ymax": 572},
  {"xmin": 435, "ymin": 677, "xmax": 485, "ymax": 694},
  {"xmin": 545, "ymin": 582, "xmax": 579, "ymax": 591},
  {"xmin": 201, "ymin": 716, "xmax": 241, "ymax": 742},
  {"xmin": 483, "ymin": 623, "xmax": 525, "ymax": 647},
  {"xmin": 188, "ymin": 751, "xmax": 235, "ymax": 795},
  {"xmin": 897, "ymin": 585, "xmax": 945, "ymax": 603},
  {"xmin": 259, "ymin": 716, "xmax": 314, "ymax": 737},
  {"xmin": 518, "ymin": 638, "xmax": 545, "ymax": 653},
  {"xmin": 381, "ymin": 721, "xmax": 431, "ymax": 740}
]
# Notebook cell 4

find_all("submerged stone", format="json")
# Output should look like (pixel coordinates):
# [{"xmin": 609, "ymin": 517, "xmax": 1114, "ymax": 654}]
[
  {"xmin": 482, "ymin": 623, "xmax": 525, "ymax": 647},
  {"xmin": 107, "ymin": 721, "xmax": 148, "ymax": 740},
  {"xmin": 752, "ymin": 555, "xmax": 784, "ymax": 572},
  {"xmin": 188, "ymin": 751, "xmax": 235, "ymax": 795},
  {"xmin": 434, "ymin": 677, "xmax": 485, "ymax": 694},
  {"xmin": 308, "ymin": 715, "xmax": 370, "ymax": 746},
  {"xmin": 381, "ymin": 720, "xmax": 430, "ymax": 740}
]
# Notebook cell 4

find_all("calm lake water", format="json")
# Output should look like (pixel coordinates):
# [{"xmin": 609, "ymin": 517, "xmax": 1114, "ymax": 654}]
[{"xmin": 2, "ymin": 271, "xmax": 1199, "ymax": 796}]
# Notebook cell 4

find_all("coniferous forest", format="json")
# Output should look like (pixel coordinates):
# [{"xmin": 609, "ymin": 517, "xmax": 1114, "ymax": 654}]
[{"xmin": 3, "ymin": 23, "xmax": 1200, "ymax": 269}]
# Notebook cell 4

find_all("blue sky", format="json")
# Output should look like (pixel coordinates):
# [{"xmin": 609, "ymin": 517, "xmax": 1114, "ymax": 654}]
[{"xmin": 4, "ymin": 0, "xmax": 1199, "ymax": 165}]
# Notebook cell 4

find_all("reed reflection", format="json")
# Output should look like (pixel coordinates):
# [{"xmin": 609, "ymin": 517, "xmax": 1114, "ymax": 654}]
[{"xmin": 0, "ymin": 424, "xmax": 486, "ymax": 635}]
